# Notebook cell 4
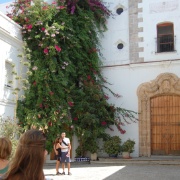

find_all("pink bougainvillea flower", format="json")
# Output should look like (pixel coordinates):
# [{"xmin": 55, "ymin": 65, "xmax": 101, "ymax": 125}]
[
  {"xmin": 51, "ymin": 34, "xmax": 56, "ymax": 37},
  {"xmin": 70, "ymin": 5, "xmax": 76, "ymax": 14},
  {"xmin": 42, "ymin": 6, "xmax": 48, "ymax": 10},
  {"xmin": 41, "ymin": 27, "xmax": 45, "ymax": 31},
  {"xmin": 49, "ymin": 91, "xmax": 54, "ymax": 96},
  {"xmin": 120, "ymin": 129, "xmax": 126, "ymax": 134},
  {"xmin": 44, "ymin": 47, "xmax": 49, "ymax": 54},
  {"xmin": 39, "ymin": 103, "xmax": 43, "ymax": 108},
  {"xmin": 104, "ymin": 95, "xmax": 109, "ymax": 100},
  {"xmin": 48, "ymin": 121, "xmax": 52, "ymax": 126},
  {"xmin": 56, "ymin": 6, "xmax": 65, "ymax": 10},
  {"xmin": 68, "ymin": 102, "xmax": 74, "ymax": 107},
  {"xmin": 117, "ymin": 125, "xmax": 126, "ymax": 134},
  {"xmin": 115, "ymin": 93, "xmax": 121, "ymax": 98},
  {"xmin": 101, "ymin": 121, "xmax": 107, "ymax": 126},
  {"xmin": 33, "ymin": 81, "xmax": 37, "ymax": 86},
  {"xmin": 26, "ymin": 24, "xmax": 33, "ymax": 30},
  {"xmin": 73, "ymin": 117, "xmax": 78, "ymax": 121},
  {"xmin": 87, "ymin": 75, "xmax": 91, "ymax": 80},
  {"xmin": 52, "ymin": 1, "xmax": 56, "ymax": 4},
  {"xmin": 55, "ymin": 45, "xmax": 61, "ymax": 52}
]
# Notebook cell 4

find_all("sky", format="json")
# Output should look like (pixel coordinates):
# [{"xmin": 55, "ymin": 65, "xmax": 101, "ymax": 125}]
[{"xmin": 0, "ymin": 0, "xmax": 13, "ymax": 4}]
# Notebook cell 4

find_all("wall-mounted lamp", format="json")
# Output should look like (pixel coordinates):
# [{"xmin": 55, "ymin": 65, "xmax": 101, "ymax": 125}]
[
  {"xmin": 116, "ymin": 8, "xmax": 123, "ymax": 15},
  {"xmin": 117, "ymin": 43, "xmax": 124, "ymax": 49}
]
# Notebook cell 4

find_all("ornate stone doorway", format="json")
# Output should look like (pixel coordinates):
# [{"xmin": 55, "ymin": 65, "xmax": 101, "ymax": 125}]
[{"xmin": 137, "ymin": 73, "xmax": 180, "ymax": 157}]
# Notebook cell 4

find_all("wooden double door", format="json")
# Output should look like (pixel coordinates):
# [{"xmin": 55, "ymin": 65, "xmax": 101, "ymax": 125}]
[{"xmin": 151, "ymin": 95, "xmax": 180, "ymax": 155}]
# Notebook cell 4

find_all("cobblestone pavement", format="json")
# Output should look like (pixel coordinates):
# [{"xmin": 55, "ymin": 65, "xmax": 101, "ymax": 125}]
[{"xmin": 44, "ymin": 163, "xmax": 180, "ymax": 180}]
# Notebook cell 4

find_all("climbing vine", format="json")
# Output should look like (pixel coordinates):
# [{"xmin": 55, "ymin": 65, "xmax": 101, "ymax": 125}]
[{"xmin": 7, "ymin": 0, "xmax": 137, "ymax": 152}]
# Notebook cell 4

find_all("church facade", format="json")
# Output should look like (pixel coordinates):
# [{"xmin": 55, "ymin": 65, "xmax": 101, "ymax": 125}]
[
  {"xmin": 101, "ymin": 0, "xmax": 180, "ymax": 157},
  {"xmin": 1, "ymin": 0, "xmax": 180, "ymax": 158}
]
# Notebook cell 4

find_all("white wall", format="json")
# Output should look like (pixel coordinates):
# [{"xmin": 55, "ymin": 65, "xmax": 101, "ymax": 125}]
[
  {"xmin": 0, "ymin": 11, "xmax": 23, "ymax": 119},
  {"xmin": 100, "ymin": 0, "xmax": 130, "ymax": 66},
  {"xmin": 138, "ymin": 0, "xmax": 180, "ymax": 62},
  {"xmin": 102, "ymin": 60, "xmax": 180, "ymax": 157},
  {"xmin": 99, "ymin": 0, "xmax": 180, "ymax": 157}
]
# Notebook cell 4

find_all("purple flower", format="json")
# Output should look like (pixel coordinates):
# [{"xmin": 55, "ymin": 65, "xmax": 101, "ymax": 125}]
[{"xmin": 71, "ymin": 5, "xmax": 76, "ymax": 14}]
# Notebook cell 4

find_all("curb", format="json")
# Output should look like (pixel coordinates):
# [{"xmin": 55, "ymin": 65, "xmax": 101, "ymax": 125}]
[{"xmin": 90, "ymin": 158, "xmax": 180, "ymax": 165}]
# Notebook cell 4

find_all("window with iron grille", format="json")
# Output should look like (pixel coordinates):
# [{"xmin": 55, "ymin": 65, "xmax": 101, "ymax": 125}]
[{"xmin": 157, "ymin": 23, "xmax": 174, "ymax": 53}]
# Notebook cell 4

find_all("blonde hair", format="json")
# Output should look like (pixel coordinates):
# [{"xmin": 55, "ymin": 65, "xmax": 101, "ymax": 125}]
[
  {"xmin": 4, "ymin": 129, "xmax": 46, "ymax": 180},
  {"xmin": 0, "ymin": 137, "xmax": 12, "ymax": 159}
]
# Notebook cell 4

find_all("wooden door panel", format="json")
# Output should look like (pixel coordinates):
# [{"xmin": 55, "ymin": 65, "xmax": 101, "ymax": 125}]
[{"xmin": 151, "ymin": 95, "xmax": 180, "ymax": 155}]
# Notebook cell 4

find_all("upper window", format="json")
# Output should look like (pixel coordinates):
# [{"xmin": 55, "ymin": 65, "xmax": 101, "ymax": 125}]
[{"xmin": 157, "ymin": 23, "xmax": 174, "ymax": 53}]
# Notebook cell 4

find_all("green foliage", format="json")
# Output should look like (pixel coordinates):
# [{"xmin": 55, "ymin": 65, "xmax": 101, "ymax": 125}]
[
  {"xmin": 0, "ymin": 116, "xmax": 23, "ymax": 158},
  {"xmin": 121, "ymin": 139, "xmax": 135, "ymax": 153},
  {"xmin": 104, "ymin": 136, "xmax": 121, "ymax": 155},
  {"xmin": 7, "ymin": 0, "xmax": 138, "ymax": 152}
]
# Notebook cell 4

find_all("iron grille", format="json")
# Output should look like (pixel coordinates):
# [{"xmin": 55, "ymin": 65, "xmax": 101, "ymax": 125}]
[{"xmin": 156, "ymin": 35, "xmax": 176, "ymax": 53}]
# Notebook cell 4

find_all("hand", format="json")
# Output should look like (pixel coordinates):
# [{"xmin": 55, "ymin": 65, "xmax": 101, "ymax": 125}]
[{"xmin": 66, "ymin": 151, "xmax": 70, "ymax": 157}]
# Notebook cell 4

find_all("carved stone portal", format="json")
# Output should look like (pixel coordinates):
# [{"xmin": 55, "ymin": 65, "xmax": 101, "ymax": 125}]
[{"xmin": 137, "ymin": 73, "xmax": 180, "ymax": 157}]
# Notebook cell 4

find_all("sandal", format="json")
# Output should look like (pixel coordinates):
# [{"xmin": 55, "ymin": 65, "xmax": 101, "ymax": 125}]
[{"xmin": 56, "ymin": 172, "xmax": 61, "ymax": 175}]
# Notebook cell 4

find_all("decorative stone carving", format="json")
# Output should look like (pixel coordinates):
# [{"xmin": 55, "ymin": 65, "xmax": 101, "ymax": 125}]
[{"xmin": 137, "ymin": 73, "xmax": 180, "ymax": 157}]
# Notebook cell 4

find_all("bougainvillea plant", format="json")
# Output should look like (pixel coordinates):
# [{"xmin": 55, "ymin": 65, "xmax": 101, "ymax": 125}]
[{"xmin": 7, "ymin": 0, "xmax": 138, "ymax": 153}]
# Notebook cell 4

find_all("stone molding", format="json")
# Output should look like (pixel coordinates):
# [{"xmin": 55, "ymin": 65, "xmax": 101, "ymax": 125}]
[
  {"xmin": 137, "ymin": 73, "xmax": 180, "ymax": 157},
  {"xmin": 129, "ymin": 0, "xmax": 144, "ymax": 63}
]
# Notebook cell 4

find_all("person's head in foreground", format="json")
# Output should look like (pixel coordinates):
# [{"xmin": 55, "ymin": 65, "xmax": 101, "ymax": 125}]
[
  {"xmin": 0, "ymin": 137, "xmax": 12, "ymax": 160},
  {"xmin": 0, "ymin": 137, "xmax": 12, "ymax": 176},
  {"xmin": 2, "ymin": 129, "xmax": 47, "ymax": 180}
]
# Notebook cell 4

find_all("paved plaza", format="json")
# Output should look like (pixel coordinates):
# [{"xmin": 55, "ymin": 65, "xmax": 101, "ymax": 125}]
[{"xmin": 44, "ymin": 163, "xmax": 180, "ymax": 180}]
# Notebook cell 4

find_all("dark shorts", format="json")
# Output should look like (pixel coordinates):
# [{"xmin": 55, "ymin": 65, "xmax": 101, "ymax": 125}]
[
  {"xmin": 56, "ymin": 155, "xmax": 61, "ymax": 161},
  {"xmin": 61, "ymin": 152, "xmax": 71, "ymax": 163}
]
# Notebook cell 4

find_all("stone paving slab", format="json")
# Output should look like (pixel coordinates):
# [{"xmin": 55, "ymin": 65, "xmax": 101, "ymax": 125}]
[{"xmin": 43, "ymin": 163, "xmax": 180, "ymax": 180}]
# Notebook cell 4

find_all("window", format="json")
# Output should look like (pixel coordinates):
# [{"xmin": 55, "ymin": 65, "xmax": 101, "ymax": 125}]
[
  {"xmin": 116, "ymin": 8, "xmax": 123, "ymax": 15},
  {"xmin": 157, "ymin": 23, "xmax": 174, "ymax": 53},
  {"xmin": 5, "ymin": 62, "xmax": 13, "ymax": 88}
]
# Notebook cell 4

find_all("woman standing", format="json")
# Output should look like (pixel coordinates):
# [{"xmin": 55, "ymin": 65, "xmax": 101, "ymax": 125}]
[
  {"xmin": 2, "ymin": 129, "xmax": 47, "ymax": 180},
  {"xmin": 53, "ymin": 137, "xmax": 69, "ymax": 175},
  {"xmin": 0, "ymin": 138, "xmax": 12, "ymax": 176}
]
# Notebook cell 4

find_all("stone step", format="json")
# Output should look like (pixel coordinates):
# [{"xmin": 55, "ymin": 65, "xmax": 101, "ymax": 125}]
[
  {"xmin": 89, "ymin": 157, "xmax": 180, "ymax": 165},
  {"xmin": 45, "ymin": 156, "xmax": 180, "ymax": 166}
]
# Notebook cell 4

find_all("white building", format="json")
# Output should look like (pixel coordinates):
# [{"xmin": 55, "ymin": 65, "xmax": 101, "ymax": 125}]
[
  {"xmin": 1, "ymin": 0, "xmax": 180, "ymax": 159},
  {"xmin": 101, "ymin": 0, "xmax": 180, "ymax": 157},
  {"xmin": 0, "ymin": 11, "xmax": 23, "ymax": 119}
]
